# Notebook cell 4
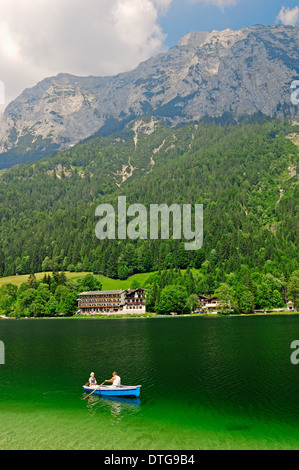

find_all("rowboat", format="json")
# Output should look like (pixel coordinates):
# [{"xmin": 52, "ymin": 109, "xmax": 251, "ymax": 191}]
[{"xmin": 83, "ymin": 384, "xmax": 141, "ymax": 398}]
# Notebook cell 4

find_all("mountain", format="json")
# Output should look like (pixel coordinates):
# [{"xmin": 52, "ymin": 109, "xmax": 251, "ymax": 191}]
[
  {"xmin": 0, "ymin": 118, "xmax": 297, "ymax": 283},
  {"xmin": 0, "ymin": 25, "xmax": 299, "ymax": 168}
]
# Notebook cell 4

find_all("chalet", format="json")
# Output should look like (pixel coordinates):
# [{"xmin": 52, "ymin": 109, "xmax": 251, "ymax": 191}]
[
  {"xmin": 204, "ymin": 297, "xmax": 221, "ymax": 313},
  {"xmin": 198, "ymin": 295, "xmax": 221, "ymax": 313},
  {"xmin": 78, "ymin": 288, "xmax": 146, "ymax": 315},
  {"xmin": 198, "ymin": 295, "xmax": 210, "ymax": 309}
]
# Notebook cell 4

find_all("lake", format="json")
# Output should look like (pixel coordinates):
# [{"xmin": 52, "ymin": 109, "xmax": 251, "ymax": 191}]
[{"xmin": 0, "ymin": 315, "xmax": 299, "ymax": 450}]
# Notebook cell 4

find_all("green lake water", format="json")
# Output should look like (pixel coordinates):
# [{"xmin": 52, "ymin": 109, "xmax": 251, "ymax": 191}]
[{"xmin": 0, "ymin": 315, "xmax": 299, "ymax": 450}]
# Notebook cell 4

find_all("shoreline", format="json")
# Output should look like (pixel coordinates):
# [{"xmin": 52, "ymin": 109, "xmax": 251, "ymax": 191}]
[{"xmin": 1, "ymin": 311, "xmax": 299, "ymax": 320}]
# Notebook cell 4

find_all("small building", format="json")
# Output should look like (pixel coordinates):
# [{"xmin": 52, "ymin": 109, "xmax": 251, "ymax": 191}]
[
  {"xmin": 205, "ymin": 298, "xmax": 221, "ymax": 313},
  {"xmin": 287, "ymin": 301, "xmax": 295, "ymax": 311},
  {"xmin": 198, "ymin": 295, "xmax": 221, "ymax": 313},
  {"xmin": 78, "ymin": 288, "xmax": 146, "ymax": 315},
  {"xmin": 198, "ymin": 295, "xmax": 210, "ymax": 309}
]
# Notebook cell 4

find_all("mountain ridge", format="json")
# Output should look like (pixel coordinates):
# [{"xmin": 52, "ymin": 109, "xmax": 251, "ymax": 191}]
[{"xmin": 0, "ymin": 24, "xmax": 298, "ymax": 168}]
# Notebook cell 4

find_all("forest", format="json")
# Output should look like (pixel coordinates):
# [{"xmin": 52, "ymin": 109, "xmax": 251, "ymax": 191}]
[{"xmin": 0, "ymin": 117, "xmax": 298, "ymax": 314}]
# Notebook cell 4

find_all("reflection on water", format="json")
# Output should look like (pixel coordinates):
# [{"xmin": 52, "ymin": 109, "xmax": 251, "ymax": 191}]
[{"xmin": 85, "ymin": 394, "xmax": 141, "ymax": 420}]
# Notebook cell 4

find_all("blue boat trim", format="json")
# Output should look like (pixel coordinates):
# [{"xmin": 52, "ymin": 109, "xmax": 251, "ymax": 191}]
[{"xmin": 83, "ymin": 385, "xmax": 141, "ymax": 398}]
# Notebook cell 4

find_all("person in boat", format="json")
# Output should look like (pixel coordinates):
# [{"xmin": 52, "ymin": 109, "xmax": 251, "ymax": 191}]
[
  {"xmin": 87, "ymin": 372, "xmax": 97, "ymax": 387},
  {"xmin": 104, "ymin": 371, "xmax": 121, "ymax": 387}
]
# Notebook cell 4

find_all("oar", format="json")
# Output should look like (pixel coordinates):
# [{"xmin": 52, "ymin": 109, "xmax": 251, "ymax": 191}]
[{"xmin": 82, "ymin": 382, "xmax": 105, "ymax": 400}]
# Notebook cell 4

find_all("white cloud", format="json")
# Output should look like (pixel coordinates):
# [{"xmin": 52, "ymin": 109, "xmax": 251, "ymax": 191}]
[
  {"xmin": 0, "ymin": 0, "xmax": 172, "ymax": 108},
  {"xmin": 153, "ymin": 0, "xmax": 173, "ymax": 12},
  {"xmin": 276, "ymin": 6, "xmax": 299, "ymax": 26},
  {"xmin": 189, "ymin": 0, "xmax": 238, "ymax": 10}
]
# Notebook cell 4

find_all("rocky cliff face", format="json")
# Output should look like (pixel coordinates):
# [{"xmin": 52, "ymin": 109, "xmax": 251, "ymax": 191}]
[{"xmin": 0, "ymin": 25, "xmax": 298, "ymax": 167}]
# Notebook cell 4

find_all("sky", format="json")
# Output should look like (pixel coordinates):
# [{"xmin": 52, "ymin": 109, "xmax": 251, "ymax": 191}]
[{"xmin": 0, "ymin": 0, "xmax": 298, "ymax": 109}]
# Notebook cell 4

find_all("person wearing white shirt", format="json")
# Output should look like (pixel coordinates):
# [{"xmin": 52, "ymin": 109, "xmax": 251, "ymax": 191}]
[{"xmin": 104, "ymin": 371, "xmax": 121, "ymax": 387}]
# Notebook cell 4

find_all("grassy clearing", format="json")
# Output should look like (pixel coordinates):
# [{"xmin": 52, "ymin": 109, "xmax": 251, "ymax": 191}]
[
  {"xmin": 99, "ymin": 272, "xmax": 157, "ymax": 290},
  {"xmin": 0, "ymin": 271, "xmax": 157, "ymax": 290},
  {"xmin": 99, "ymin": 269, "xmax": 198, "ymax": 290},
  {"xmin": 0, "ymin": 272, "xmax": 92, "ymax": 288},
  {"xmin": 0, "ymin": 270, "xmax": 201, "ymax": 291}
]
